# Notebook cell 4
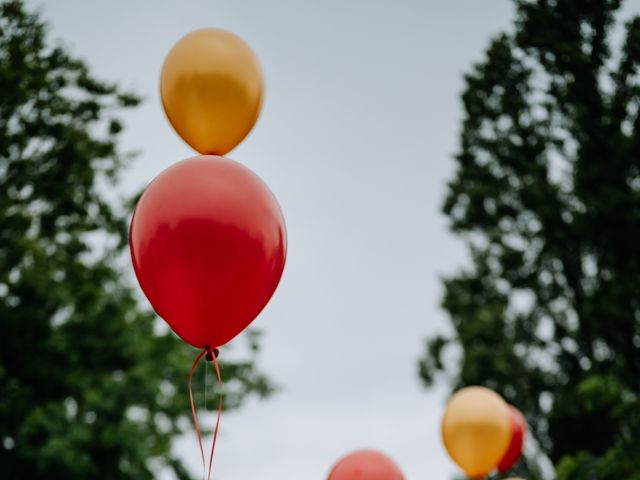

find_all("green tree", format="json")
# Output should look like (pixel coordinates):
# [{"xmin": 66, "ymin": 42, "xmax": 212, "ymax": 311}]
[
  {"xmin": 0, "ymin": 2, "xmax": 273, "ymax": 479},
  {"xmin": 419, "ymin": 0, "xmax": 640, "ymax": 478}
]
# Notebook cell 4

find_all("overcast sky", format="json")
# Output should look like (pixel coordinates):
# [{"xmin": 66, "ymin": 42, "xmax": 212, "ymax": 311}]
[{"xmin": 26, "ymin": 1, "xmax": 623, "ymax": 479}]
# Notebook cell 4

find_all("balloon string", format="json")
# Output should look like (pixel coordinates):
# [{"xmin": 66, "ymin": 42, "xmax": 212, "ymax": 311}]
[
  {"xmin": 207, "ymin": 351, "xmax": 223, "ymax": 480},
  {"xmin": 205, "ymin": 360, "xmax": 208, "ymax": 411},
  {"xmin": 188, "ymin": 348, "xmax": 223, "ymax": 480},
  {"xmin": 188, "ymin": 350, "xmax": 208, "ymax": 479}
]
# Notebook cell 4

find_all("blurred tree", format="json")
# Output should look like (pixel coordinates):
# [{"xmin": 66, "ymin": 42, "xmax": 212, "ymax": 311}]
[
  {"xmin": 418, "ymin": 0, "xmax": 640, "ymax": 478},
  {"xmin": 0, "ymin": 2, "xmax": 273, "ymax": 479}
]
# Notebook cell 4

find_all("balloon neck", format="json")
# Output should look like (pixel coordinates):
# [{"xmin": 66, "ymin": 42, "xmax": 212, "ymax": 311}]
[{"xmin": 204, "ymin": 346, "xmax": 220, "ymax": 362}]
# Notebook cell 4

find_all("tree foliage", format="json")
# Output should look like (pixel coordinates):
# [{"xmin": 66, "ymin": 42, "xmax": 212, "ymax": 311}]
[
  {"xmin": 419, "ymin": 0, "xmax": 640, "ymax": 478},
  {"xmin": 0, "ymin": 2, "xmax": 273, "ymax": 478}
]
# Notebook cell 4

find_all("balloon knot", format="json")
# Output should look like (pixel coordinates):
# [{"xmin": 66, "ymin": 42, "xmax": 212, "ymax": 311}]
[{"xmin": 205, "ymin": 346, "xmax": 219, "ymax": 362}]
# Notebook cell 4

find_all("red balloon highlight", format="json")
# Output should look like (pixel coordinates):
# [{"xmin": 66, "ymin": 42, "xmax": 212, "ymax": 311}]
[
  {"xmin": 129, "ymin": 155, "xmax": 287, "ymax": 349},
  {"xmin": 498, "ymin": 405, "xmax": 527, "ymax": 473},
  {"xmin": 328, "ymin": 450, "xmax": 404, "ymax": 480}
]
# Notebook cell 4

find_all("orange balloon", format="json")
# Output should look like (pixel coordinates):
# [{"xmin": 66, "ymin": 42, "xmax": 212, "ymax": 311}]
[
  {"xmin": 160, "ymin": 28, "xmax": 263, "ymax": 155},
  {"xmin": 441, "ymin": 386, "xmax": 512, "ymax": 478},
  {"xmin": 327, "ymin": 450, "xmax": 404, "ymax": 480}
]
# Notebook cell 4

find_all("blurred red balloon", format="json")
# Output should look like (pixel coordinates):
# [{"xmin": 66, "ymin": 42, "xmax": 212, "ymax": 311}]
[
  {"xmin": 328, "ymin": 450, "xmax": 404, "ymax": 480},
  {"xmin": 130, "ymin": 155, "xmax": 286, "ymax": 349},
  {"xmin": 498, "ymin": 405, "xmax": 527, "ymax": 473}
]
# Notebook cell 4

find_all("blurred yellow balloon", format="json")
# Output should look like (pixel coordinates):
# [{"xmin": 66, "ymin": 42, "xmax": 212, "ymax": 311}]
[
  {"xmin": 441, "ymin": 386, "xmax": 511, "ymax": 478},
  {"xmin": 160, "ymin": 28, "xmax": 264, "ymax": 155}
]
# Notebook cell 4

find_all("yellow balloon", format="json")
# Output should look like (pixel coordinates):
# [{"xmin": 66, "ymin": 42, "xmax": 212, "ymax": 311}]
[
  {"xmin": 441, "ymin": 386, "xmax": 512, "ymax": 478},
  {"xmin": 160, "ymin": 28, "xmax": 264, "ymax": 155}
]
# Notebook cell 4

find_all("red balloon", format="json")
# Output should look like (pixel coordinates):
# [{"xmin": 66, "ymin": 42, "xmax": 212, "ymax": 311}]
[
  {"xmin": 328, "ymin": 450, "xmax": 404, "ymax": 480},
  {"xmin": 498, "ymin": 405, "xmax": 527, "ymax": 473},
  {"xmin": 129, "ymin": 156, "xmax": 286, "ymax": 349}
]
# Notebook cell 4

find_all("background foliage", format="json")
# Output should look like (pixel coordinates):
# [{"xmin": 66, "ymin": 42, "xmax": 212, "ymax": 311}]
[
  {"xmin": 0, "ymin": 2, "xmax": 273, "ymax": 478},
  {"xmin": 419, "ymin": 0, "xmax": 640, "ymax": 478}
]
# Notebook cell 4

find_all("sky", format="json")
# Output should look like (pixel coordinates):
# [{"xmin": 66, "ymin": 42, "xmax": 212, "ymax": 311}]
[{"xmin": 28, "ymin": 1, "xmax": 518, "ymax": 478}]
